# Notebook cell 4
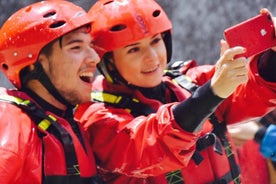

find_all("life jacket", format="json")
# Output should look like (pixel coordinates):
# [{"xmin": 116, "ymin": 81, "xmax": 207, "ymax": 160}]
[
  {"xmin": 0, "ymin": 94, "xmax": 102, "ymax": 184},
  {"xmin": 91, "ymin": 60, "xmax": 241, "ymax": 184}
]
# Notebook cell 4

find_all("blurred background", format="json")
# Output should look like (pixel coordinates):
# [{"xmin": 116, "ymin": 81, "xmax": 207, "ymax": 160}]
[{"xmin": 1, "ymin": 0, "xmax": 276, "ymax": 87}]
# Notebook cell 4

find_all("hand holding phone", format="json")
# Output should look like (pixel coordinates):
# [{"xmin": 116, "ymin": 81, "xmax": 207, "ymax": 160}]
[{"xmin": 224, "ymin": 8, "xmax": 276, "ymax": 58}]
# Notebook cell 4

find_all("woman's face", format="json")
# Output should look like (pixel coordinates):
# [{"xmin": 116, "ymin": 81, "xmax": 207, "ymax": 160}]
[{"xmin": 112, "ymin": 34, "xmax": 167, "ymax": 88}]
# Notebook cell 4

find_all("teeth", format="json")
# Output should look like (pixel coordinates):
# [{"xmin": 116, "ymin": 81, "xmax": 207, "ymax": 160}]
[
  {"xmin": 80, "ymin": 72, "xmax": 94, "ymax": 77},
  {"xmin": 144, "ymin": 67, "xmax": 157, "ymax": 73},
  {"xmin": 80, "ymin": 72, "xmax": 94, "ymax": 83},
  {"xmin": 143, "ymin": 64, "xmax": 159, "ymax": 73}
]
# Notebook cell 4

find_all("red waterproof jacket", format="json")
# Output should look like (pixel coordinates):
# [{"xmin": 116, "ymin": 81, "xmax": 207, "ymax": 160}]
[
  {"xmin": 0, "ymin": 88, "xmax": 97, "ymax": 184},
  {"xmin": 76, "ymin": 53, "xmax": 276, "ymax": 184},
  {"xmin": 237, "ymin": 140, "xmax": 270, "ymax": 184}
]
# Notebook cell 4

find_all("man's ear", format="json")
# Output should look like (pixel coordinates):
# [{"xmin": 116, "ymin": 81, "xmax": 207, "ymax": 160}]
[
  {"xmin": 37, "ymin": 54, "xmax": 50, "ymax": 72},
  {"xmin": 27, "ymin": 64, "xmax": 35, "ymax": 72}
]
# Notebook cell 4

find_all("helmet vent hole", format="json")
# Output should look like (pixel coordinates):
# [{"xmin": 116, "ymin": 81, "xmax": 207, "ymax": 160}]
[
  {"xmin": 110, "ymin": 24, "xmax": 126, "ymax": 32},
  {"xmin": 43, "ymin": 11, "xmax": 56, "ymax": 18},
  {"xmin": 152, "ymin": 10, "xmax": 161, "ymax": 17},
  {"xmin": 2, "ymin": 64, "xmax": 8, "ymax": 71},
  {"xmin": 103, "ymin": 1, "xmax": 114, "ymax": 5},
  {"xmin": 49, "ymin": 21, "xmax": 66, "ymax": 28}
]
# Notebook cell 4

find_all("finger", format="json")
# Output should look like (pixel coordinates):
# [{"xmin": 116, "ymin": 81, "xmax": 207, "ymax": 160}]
[
  {"xmin": 260, "ymin": 8, "xmax": 270, "ymax": 14},
  {"xmin": 235, "ymin": 68, "xmax": 248, "ymax": 79},
  {"xmin": 220, "ymin": 39, "xmax": 229, "ymax": 57},
  {"xmin": 230, "ymin": 57, "xmax": 247, "ymax": 68},
  {"xmin": 222, "ymin": 47, "xmax": 247, "ymax": 61},
  {"xmin": 218, "ymin": 62, "xmax": 246, "ymax": 75},
  {"xmin": 235, "ymin": 71, "xmax": 248, "ymax": 82}
]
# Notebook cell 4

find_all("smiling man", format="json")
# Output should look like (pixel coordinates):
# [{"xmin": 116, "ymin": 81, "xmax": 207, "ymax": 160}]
[{"xmin": 0, "ymin": 1, "xmax": 100, "ymax": 184}]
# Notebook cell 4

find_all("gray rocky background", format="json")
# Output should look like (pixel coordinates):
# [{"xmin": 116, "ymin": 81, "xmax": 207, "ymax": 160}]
[{"xmin": 1, "ymin": 0, "xmax": 276, "ymax": 87}]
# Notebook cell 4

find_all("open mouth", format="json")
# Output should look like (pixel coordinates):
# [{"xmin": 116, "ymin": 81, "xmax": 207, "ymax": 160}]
[
  {"xmin": 142, "ymin": 65, "xmax": 159, "ymax": 74},
  {"xmin": 80, "ymin": 72, "xmax": 94, "ymax": 83}
]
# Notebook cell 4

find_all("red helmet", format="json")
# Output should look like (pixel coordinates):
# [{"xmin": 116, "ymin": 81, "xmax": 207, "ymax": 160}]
[
  {"xmin": 0, "ymin": 1, "xmax": 92, "ymax": 88},
  {"xmin": 89, "ymin": 0, "xmax": 172, "ymax": 59}
]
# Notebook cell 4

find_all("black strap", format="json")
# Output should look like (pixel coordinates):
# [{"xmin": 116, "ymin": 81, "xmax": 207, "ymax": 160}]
[
  {"xmin": 44, "ymin": 175, "xmax": 103, "ymax": 184},
  {"xmin": 209, "ymin": 169, "xmax": 237, "ymax": 184},
  {"xmin": 31, "ymin": 63, "xmax": 72, "ymax": 107},
  {"xmin": 209, "ymin": 114, "xmax": 241, "ymax": 184},
  {"xmin": 196, "ymin": 133, "xmax": 223, "ymax": 155},
  {"xmin": 20, "ymin": 101, "xmax": 79, "ymax": 175}
]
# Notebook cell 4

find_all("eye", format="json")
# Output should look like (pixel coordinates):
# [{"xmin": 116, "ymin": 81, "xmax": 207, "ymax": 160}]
[
  {"xmin": 151, "ymin": 37, "xmax": 162, "ymax": 45},
  {"xmin": 127, "ymin": 47, "xmax": 140, "ymax": 54},
  {"xmin": 71, "ymin": 45, "xmax": 81, "ymax": 50}
]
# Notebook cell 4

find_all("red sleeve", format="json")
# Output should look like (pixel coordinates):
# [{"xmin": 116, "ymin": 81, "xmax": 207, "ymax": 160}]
[
  {"xmin": 0, "ymin": 103, "xmax": 30, "ymax": 183},
  {"xmin": 80, "ymin": 102, "xmax": 200, "ymax": 177}
]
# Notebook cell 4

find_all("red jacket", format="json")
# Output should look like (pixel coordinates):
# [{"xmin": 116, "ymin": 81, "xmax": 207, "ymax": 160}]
[
  {"xmin": 237, "ymin": 140, "xmax": 270, "ymax": 184},
  {"xmin": 77, "ymin": 54, "xmax": 276, "ymax": 184},
  {"xmin": 0, "ymin": 88, "xmax": 97, "ymax": 184}
]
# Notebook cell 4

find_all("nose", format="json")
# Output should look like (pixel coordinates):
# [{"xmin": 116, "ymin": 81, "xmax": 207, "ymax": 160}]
[
  {"xmin": 86, "ymin": 47, "xmax": 100, "ymax": 65},
  {"xmin": 144, "ymin": 47, "xmax": 158, "ymax": 62}
]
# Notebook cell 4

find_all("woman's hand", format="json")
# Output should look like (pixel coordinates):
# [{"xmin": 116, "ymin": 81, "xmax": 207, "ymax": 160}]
[{"xmin": 211, "ymin": 40, "xmax": 248, "ymax": 98}]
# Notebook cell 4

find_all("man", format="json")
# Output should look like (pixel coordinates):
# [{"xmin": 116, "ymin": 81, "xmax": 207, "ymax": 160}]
[{"xmin": 0, "ymin": 1, "xmax": 100, "ymax": 183}]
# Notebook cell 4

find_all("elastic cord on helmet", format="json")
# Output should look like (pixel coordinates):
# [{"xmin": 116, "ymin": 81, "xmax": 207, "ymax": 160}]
[
  {"xmin": 97, "ymin": 54, "xmax": 128, "ymax": 85},
  {"xmin": 162, "ymin": 31, "xmax": 172, "ymax": 63},
  {"xmin": 20, "ymin": 62, "xmax": 73, "ymax": 107}
]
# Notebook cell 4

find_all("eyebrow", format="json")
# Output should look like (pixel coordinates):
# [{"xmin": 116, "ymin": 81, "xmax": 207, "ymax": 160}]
[
  {"xmin": 123, "ymin": 34, "xmax": 159, "ymax": 48},
  {"xmin": 66, "ymin": 39, "xmax": 83, "ymax": 45}
]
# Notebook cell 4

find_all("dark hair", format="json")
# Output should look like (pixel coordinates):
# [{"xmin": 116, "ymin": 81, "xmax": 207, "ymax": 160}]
[{"xmin": 19, "ymin": 38, "xmax": 56, "ymax": 87}]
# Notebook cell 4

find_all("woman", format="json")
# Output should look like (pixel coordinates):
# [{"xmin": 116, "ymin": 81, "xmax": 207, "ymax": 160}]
[{"xmin": 76, "ymin": 0, "xmax": 276, "ymax": 183}]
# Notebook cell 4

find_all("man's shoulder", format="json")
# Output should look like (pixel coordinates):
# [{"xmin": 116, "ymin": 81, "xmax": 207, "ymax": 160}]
[{"xmin": 0, "ymin": 88, "xmax": 33, "ymax": 120}]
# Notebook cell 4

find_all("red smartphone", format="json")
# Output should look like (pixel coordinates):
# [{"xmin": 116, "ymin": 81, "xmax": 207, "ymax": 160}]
[{"xmin": 224, "ymin": 9, "xmax": 276, "ymax": 58}]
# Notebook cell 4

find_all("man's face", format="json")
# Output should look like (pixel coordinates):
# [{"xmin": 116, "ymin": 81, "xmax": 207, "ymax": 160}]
[{"xmin": 40, "ymin": 27, "xmax": 100, "ymax": 105}]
